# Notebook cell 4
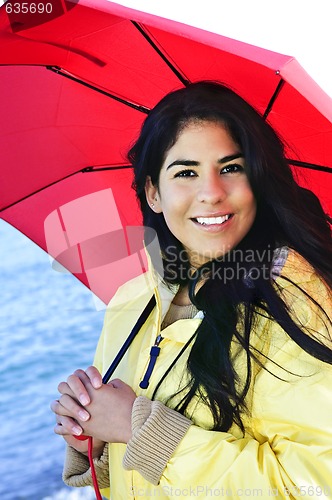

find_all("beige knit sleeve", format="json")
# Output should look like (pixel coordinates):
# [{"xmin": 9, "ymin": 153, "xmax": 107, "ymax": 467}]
[
  {"xmin": 123, "ymin": 396, "xmax": 192, "ymax": 485},
  {"xmin": 63, "ymin": 443, "xmax": 109, "ymax": 489}
]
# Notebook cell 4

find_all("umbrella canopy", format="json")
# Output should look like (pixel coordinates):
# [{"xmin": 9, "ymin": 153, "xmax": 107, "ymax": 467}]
[{"xmin": 0, "ymin": 0, "xmax": 331, "ymax": 304}]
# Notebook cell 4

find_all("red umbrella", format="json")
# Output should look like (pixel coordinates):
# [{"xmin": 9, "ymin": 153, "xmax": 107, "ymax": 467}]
[{"xmin": 1, "ymin": 0, "xmax": 331, "ymax": 304}]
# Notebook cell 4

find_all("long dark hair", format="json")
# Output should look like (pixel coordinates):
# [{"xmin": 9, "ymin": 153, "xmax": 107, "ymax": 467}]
[{"xmin": 129, "ymin": 81, "xmax": 332, "ymax": 432}]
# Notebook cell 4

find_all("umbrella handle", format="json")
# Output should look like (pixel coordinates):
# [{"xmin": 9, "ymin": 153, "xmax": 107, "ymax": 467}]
[{"xmin": 75, "ymin": 434, "xmax": 89, "ymax": 441}]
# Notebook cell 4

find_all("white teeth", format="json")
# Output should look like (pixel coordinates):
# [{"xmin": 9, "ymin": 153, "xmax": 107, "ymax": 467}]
[{"xmin": 196, "ymin": 215, "xmax": 231, "ymax": 225}]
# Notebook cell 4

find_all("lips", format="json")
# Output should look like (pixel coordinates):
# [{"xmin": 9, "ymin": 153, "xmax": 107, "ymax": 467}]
[{"xmin": 193, "ymin": 214, "xmax": 233, "ymax": 225}]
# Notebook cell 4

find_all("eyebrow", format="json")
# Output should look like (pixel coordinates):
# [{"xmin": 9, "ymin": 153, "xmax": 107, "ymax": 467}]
[{"xmin": 166, "ymin": 153, "xmax": 243, "ymax": 170}]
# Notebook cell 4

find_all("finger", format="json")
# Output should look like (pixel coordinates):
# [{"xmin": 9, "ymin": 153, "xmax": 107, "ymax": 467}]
[
  {"xmin": 54, "ymin": 415, "xmax": 84, "ymax": 437},
  {"xmin": 50, "ymin": 399, "xmax": 65, "ymax": 416},
  {"xmin": 66, "ymin": 372, "xmax": 92, "ymax": 406},
  {"xmin": 85, "ymin": 365, "xmax": 103, "ymax": 389},
  {"xmin": 58, "ymin": 394, "xmax": 90, "ymax": 422},
  {"xmin": 73, "ymin": 368, "xmax": 91, "ymax": 384},
  {"xmin": 57, "ymin": 381, "xmax": 75, "ymax": 398},
  {"xmin": 50, "ymin": 396, "xmax": 90, "ymax": 425},
  {"xmin": 51, "ymin": 398, "xmax": 79, "ymax": 418}
]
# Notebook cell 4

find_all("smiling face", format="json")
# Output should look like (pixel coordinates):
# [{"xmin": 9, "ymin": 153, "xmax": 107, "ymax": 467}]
[{"xmin": 145, "ymin": 121, "xmax": 257, "ymax": 268}]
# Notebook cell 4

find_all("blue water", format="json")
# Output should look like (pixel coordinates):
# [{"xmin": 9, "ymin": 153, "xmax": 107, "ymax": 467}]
[{"xmin": 0, "ymin": 220, "xmax": 106, "ymax": 499}]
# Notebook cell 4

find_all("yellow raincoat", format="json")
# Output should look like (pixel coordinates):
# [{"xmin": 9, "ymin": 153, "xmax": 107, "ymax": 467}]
[{"xmin": 95, "ymin": 249, "xmax": 332, "ymax": 499}]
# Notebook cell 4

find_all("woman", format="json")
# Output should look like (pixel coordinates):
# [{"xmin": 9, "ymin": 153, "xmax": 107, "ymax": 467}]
[{"xmin": 51, "ymin": 82, "xmax": 332, "ymax": 499}]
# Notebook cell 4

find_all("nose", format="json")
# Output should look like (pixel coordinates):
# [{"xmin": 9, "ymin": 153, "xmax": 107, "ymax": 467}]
[{"xmin": 196, "ymin": 172, "xmax": 227, "ymax": 204}]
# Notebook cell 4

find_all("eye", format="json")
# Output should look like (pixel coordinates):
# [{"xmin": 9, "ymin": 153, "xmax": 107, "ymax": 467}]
[
  {"xmin": 221, "ymin": 163, "xmax": 244, "ymax": 174},
  {"xmin": 174, "ymin": 169, "xmax": 197, "ymax": 178}
]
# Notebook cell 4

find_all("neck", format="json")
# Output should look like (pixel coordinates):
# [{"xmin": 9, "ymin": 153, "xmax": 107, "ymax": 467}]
[{"xmin": 172, "ymin": 285, "xmax": 192, "ymax": 306}]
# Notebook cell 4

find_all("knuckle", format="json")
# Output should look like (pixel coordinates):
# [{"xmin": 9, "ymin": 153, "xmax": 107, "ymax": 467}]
[
  {"xmin": 57, "ymin": 381, "xmax": 66, "ymax": 392},
  {"xmin": 50, "ymin": 399, "xmax": 58, "ymax": 412},
  {"xmin": 67, "ymin": 374, "xmax": 77, "ymax": 384},
  {"xmin": 110, "ymin": 378, "xmax": 122, "ymax": 388},
  {"xmin": 85, "ymin": 365, "xmax": 95, "ymax": 376},
  {"xmin": 58, "ymin": 394, "xmax": 65, "ymax": 404},
  {"xmin": 87, "ymin": 365, "xmax": 97, "ymax": 372},
  {"xmin": 54, "ymin": 425, "xmax": 62, "ymax": 435},
  {"xmin": 58, "ymin": 394, "xmax": 70, "ymax": 409}
]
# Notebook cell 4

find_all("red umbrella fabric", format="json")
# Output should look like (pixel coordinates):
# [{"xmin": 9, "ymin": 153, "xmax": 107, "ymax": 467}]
[{"xmin": 0, "ymin": 0, "xmax": 331, "ymax": 303}]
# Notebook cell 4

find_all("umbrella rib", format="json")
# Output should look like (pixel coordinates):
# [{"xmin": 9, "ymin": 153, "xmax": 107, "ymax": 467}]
[
  {"xmin": 131, "ymin": 21, "xmax": 190, "ymax": 87},
  {"xmin": 84, "ymin": 161, "xmax": 331, "ymax": 174},
  {"xmin": 0, "ymin": 165, "xmax": 133, "ymax": 213},
  {"xmin": 46, "ymin": 66, "xmax": 150, "ymax": 114},
  {"xmin": 82, "ymin": 165, "xmax": 132, "ymax": 172},
  {"xmin": 287, "ymin": 159, "xmax": 332, "ymax": 174},
  {"xmin": 263, "ymin": 78, "xmax": 285, "ymax": 119}
]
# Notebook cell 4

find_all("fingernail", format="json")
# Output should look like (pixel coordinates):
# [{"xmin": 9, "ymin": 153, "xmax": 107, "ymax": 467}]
[
  {"xmin": 79, "ymin": 395, "xmax": 89, "ymax": 405},
  {"xmin": 93, "ymin": 377, "xmax": 102, "ymax": 388},
  {"xmin": 73, "ymin": 426, "xmax": 82, "ymax": 435},
  {"xmin": 79, "ymin": 410, "xmax": 89, "ymax": 421}
]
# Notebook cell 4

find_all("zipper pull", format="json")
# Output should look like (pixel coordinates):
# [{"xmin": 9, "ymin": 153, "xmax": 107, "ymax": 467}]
[{"xmin": 139, "ymin": 335, "xmax": 163, "ymax": 389}]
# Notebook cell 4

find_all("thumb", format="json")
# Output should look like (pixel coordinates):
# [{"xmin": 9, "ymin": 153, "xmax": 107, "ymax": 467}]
[{"xmin": 108, "ymin": 378, "xmax": 125, "ymax": 389}]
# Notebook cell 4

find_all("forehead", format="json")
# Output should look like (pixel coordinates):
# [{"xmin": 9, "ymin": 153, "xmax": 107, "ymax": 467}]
[{"xmin": 165, "ymin": 120, "xmax": 238, "ymax": 156}]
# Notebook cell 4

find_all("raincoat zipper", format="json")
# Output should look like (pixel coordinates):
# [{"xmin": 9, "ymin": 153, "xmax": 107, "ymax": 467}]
[{"xmin": 139, "ymin": 333, "xmax": 163, "ymax": 389}]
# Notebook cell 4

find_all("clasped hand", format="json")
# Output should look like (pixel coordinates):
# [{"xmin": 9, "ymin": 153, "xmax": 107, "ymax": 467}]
[{"xmin": 50, "ymin": 366, "xmax": 136, "ymax": 456}]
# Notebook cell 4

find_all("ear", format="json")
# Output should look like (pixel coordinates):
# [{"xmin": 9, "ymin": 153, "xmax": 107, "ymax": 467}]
[{"xmin": 145, "ymin": 176, "xmax": 162, "ymax": 213}]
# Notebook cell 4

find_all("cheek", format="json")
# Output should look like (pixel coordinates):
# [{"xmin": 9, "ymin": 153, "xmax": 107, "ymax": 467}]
[
  {"xmin": 161, "ymin": 199, "xmax": 190, "ymax": 239},
  {"xmin": 238, "ymin": 183, "xmax": 256, "ymax": 211},
  {"xmin": 163, "ymin": 205, "xmax": 182, "ymax": 228},
  {"xmin": 246, "ymin": 194, "xmax": 257, "ymax": 214}
]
